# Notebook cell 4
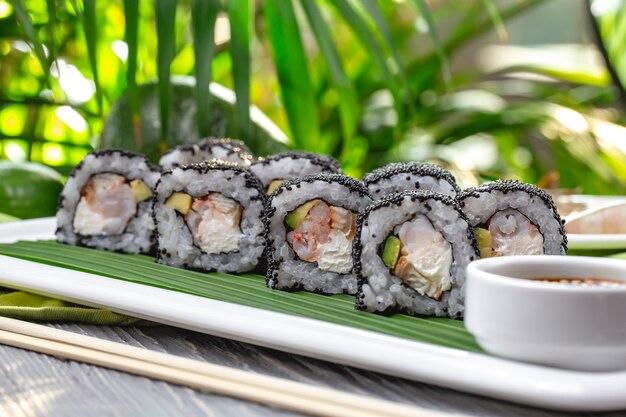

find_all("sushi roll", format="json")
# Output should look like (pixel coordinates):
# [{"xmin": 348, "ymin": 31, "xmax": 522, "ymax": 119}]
[
  {"xmin": 364, "ymin": 162, "xmax": 460, "ymax": 200},
  {"xmin": 265, "ymin": 174, "xmax": 373, "ymax": 294},
  {"xmin": 250, "ymin": 151, "xmax": 342, "ymax": 194},
  {"xmin": 159, "ymin": 138, "xmax": 254, "ymax": 170},
  {"xmin": 457, "ymin": 180, "xmax": 567, "ymax": 257},
  {"xmin": 354, "ymin": 191, "xmax": 478, "ymax": 318},
  {"xmin": 56, "ymin": 149, "xmax": 160, "ymax": 254},
  {"xmin": 153, "ymin": 160, "xmax": 265, "ymax": 273}
]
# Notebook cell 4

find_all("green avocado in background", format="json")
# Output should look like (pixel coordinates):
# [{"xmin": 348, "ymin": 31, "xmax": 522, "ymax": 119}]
[
  {"xmin": 0, "ymin": 161, "xmax": 64, "ymax": 219},
  {"xmin": 0, "ymin": 213, "xmax": 20, "ymax": 223}
]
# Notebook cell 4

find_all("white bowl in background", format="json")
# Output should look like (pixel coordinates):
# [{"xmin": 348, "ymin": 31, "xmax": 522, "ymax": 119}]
[{"xmin": 465, "ymin": 256, "xmax": 626, "ymax": 372}]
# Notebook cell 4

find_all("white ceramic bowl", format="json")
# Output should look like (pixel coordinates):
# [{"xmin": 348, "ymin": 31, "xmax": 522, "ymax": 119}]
[{"xmin": 465, "ymin": 256, "xmax": 626, "ymax": 372}]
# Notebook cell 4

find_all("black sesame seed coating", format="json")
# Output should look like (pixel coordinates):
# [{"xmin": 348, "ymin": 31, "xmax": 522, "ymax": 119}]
[
  {"xmin": 262, "ymin": 200, "xmax": 277, "ymax": 287},
  {"xmin": 152, "ymin": 160, "xmax": 267, "ymax": 268},
  {"xmin": 161, "ymin": 137, "xmax": 252, "ymax": 155},
  {"xmin": 363, "ymin": 162, "xmax": 460, "ymax": 193},
  {"xmin": 263, "ymin": 173, "xmax": 371, "ymax": 289},
  {"xmin": 67, "ymin": 149, "xmax": 158, "ymax": 179},
  {"xmin": 55, "ymin": 194, "xmax": 66, "ymax": 216},
  {"xmin": 59, "ymin": 149, "xmax": 160, "ymax": 252},
  {"xmin": 252, "ymin": 151, "xmax": 342, "ymax": 173},
  {"xmin": 61, "ymin": 200, "xmax": 157, "ymax": 254},
  {"xmin": 457, "ymin": 180, "xmax": 554, "ymax": 206},
  {"xmin": 156, "ymin": 160, "xmax": 266, "ymax": 202},
  {"xmin": 456, "ymin": 179, "xmax": 568, "ymax": 251},
  {"xmin": 160, "ymin": 137, "xmax": 254, "ymax": 162},
  {"xmin": 268, "ymin": 173, "xmax": 371, "ymax": 200},
  {"xmin": 201, "ymin": 137, "xmax": 252, "ymax": 154},
  {"xmin": 352, "ymin": 190, "xmax": 479, "ymax": 291}
]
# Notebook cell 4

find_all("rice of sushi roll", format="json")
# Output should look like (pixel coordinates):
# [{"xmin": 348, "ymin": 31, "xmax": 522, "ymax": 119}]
[
  {"xmin": 364, "ymin": 162, "xmax": 460, "ymax": 200},
  {"xmin": 153, "ymin": 160, "xmax": 266, "ymax": 273},
  {"xmin": 159, "ymin": 137, "xmax": 254, "ymax": 170},
  {"xmin": 354, "ymin": 191, "xmax": 478, "ymax": 318},
  {"xmin": 457, "ymin": 180, "xmax": 567, "ymax": 257},
  {"xmin": 56, "ymin": 149, "xmax": 160, "ymax": 254},
  {"xmin": 250, "ymin": 151, "xmax": 342, "ymax": 194},
  {"xmin": 265, "ymin": 174, "xmax": 372, "ymax": 294}
]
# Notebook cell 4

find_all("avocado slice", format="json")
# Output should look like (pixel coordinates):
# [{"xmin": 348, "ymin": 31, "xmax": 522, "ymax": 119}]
[
  {"xmin": 285, "ymin": 200, "xmax": 319, "ymax": 229},
  {"xmin": 382, "ymin": 235, "xmax": 401, "ymax": 270},
  {"xmin": 165, "ymin": 192, "xmax": 192, "ymax": 215},
  {"xmin": 475, "ymin": 227, "xmax": 492, "ymax": 258},
  {"xmin": 267, "ymin": 179, "xmax": 284, "ymax": 195},
  {"xmin": 130, "ymin": 179, "xmax": 153, "ymax": 202}
]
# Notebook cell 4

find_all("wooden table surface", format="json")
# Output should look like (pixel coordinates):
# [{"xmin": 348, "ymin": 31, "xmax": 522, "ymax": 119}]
[{"xmin": 1, "ymin": 322, "xmax": 623, "ymax": 417}]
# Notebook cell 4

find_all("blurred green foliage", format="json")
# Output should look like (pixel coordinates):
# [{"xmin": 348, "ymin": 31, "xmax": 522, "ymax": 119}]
[
  {"xmin": 1, "ymin": 0, "xmax": 626, "ymax": 194},
  {"xmin": 592, "ymin": 0, "xmax": 626, "ymax": 95}
]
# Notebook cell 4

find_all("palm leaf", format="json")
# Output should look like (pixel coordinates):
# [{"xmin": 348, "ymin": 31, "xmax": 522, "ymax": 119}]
[
  {"xmin": 191, "ymin": 0, "xmax": 220, "ymax": 138},
  {"xmin": 226, "ymin": 0, "xmax": 252, "ymax": 146},
  {"xmin": 301, "ymin": 0, "xmax": 358, "ymax": 140},
  {"xmin": 123, "ymin": 0, "xmax": 141, "ymax": 149},
  {"xmin": 264, "ymin": 0, "xmax": 320, "ymax": 150},
  {"xmin": 155, "ymin": 0, "xmax": 178, "ymax": 153}
]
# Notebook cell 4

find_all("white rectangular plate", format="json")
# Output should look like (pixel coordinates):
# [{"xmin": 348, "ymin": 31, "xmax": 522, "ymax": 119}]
[
  {"xmin": 558, "ymin": 195, "xmax": 626, "ymax": 250},
  {"xmin": 1, "ymin": 218, "xmax": 626, "ymax": 412}
]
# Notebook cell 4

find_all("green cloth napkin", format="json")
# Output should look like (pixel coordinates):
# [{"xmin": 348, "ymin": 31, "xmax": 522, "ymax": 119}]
[
  {"xmin": 0, "ymin": 214, "xmax": 145, "ymax": 325},
  {"xmin": 0, "ymin": 289, "xmax": 143, "ymax": 325}
]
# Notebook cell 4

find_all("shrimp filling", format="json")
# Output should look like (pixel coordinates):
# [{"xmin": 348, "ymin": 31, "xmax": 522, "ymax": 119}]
[
  {"xmin": 383, "ymin": 215, "xmax": 453, "ymax": 300},
  {"xmin": 285, "ymin": 200, "xmax": 356, "ymax": 273},
  {"xmin": 73, "ymin": 173, "xmax": 137, "ymax": 236},
  {"xmin": 184, "ymin": 193, "xmax": 243, "ymax": 254},
  {"xmin": 486, "ymin": 208, "xmax": 544, "ymax": 256}
]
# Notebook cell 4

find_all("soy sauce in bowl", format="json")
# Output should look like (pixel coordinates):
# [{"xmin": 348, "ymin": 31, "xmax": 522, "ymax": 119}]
[
  {"xmin": 530, "ymin": 277, "xmax": 626, "ymax": 288},
  {"xmin": 465, "ymin": 256, "xmax": 626, "ymax": 371}
]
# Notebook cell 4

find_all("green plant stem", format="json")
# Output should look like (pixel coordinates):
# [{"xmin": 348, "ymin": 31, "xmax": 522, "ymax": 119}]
[
  {"xmin": 45, "ymin": 0, "xmax": 59, "ymax": 75},
  {"xmin": 360, "ymin": 0, "xmax": 414, "ymax": 106},
  {"xmin": 333, "ymin": 0, "xmax": 405, "ymax": 121},
  {"xmin": 191, "ymin": 0, "xmax": 220, "ymax": 138},
  {"xmin": 82, "ymin": 0, "xmax": 103, "ymax": 117},
  {"xmin": 301, "ymin": 0, "xmax": 358, "ymax": 142},
  {"xmin": 410, "ymin": 0, "xmax": 453, "ymax": 90},
  {"xmin": 264, "ymin": 0, "xmax": 320, "ymax": 150},
  {"xmin": 227, "ymin": 0, "xmax": 252, "ymax": 146},
  {"xmin": 155, "ymin": 0, "xmax": 177, "ymax": 154},
  {"xmin": 9, "ymin": 0, "xmax": 51, "ymax": 88},
  {"xmin": 446, "ymin": 0, "xmax": 544, "ymax": 54},
  {"xmin": 480, "ymin": 0, "xmax": 508, "ymax": 42},
  {"xmin": 124, "ymin": 0, "xmax": 141, "ymax": 150}
]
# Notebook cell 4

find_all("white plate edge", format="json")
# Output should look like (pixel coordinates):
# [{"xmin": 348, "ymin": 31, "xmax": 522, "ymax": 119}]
[
  {"xmin": 567, "ymin": 233, "xmax": 626, "ymax": 250},
  {"xmin": 2, "ymin": 219, "xmax": 626, "ymax": 411}
]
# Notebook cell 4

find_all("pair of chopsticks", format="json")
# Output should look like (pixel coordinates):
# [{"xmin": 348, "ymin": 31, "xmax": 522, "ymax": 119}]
[{"xmin": 0, "ymin": 317, "xmax": 463, "ymax": 417}]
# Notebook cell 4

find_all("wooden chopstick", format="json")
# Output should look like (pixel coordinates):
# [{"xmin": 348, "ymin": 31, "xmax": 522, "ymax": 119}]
[{"xmin": 0, "ymin": 317, "xmax": 463, "ymax": 417}]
